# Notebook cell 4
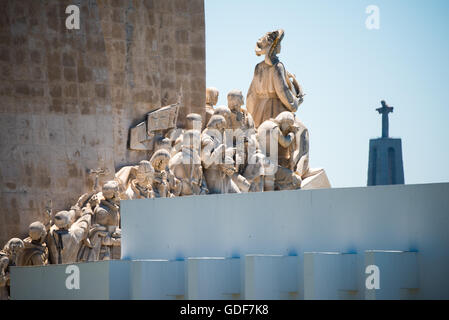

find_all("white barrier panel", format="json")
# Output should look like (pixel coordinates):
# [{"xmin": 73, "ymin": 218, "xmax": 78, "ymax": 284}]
[
  {"xmin": 10, "ymin": 260, "xmax": 130, "ymax": 300},
  {"xmin": 244, "ymin": 255, "xmax": 300, "ymax": 300},
  {"xmin": 186, "ymin": 257, "xmax": 240, "ymax": 300},
  {"xmin": 130, "ymin": 260, "xmax": 184, "ymax": 300},
  {"xmin": 120, "ymin": 183, "xmax": 449, "ymax": 299},
  {"xmin": 364, "ymin": 251, "xmax": 419, "ymax": 300},
  {"xmin": 304, "ymin": 252, "xmax": 357, "ymax": 299}
]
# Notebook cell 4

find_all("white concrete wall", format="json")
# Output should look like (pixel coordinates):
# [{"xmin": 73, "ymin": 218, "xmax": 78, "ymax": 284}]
[
  {"xmin": 130, "ymin": 260, "xmax": 184, "ymax": 300},
  {"xmin": 121, "ymin": 183, "xmax": 449, "ymax": 299},
  {"xmin": 10, "ymin": 260, "xmax": 130, "ymax": 300},
  {"xmin": 304, "ymin": 252, "xmax": 358, "ymax": 299},
  {"xmin": 186, "ymin": 257, "xmax": 240, "ymax": 299}
]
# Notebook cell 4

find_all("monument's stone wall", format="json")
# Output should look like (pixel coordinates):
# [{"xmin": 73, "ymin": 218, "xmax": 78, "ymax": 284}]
[{"xmin": 0, "ymin": 0, "xmax": 206, "ymax": 246}]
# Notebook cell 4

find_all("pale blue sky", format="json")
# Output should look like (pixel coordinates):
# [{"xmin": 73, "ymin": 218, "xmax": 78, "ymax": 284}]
[{"xmin": 205, "ymin": 0, "xmax": 449, "ymax": 188}]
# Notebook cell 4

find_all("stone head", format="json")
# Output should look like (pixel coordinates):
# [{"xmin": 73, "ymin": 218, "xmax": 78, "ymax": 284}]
[
  {"xmin": 4, "ymin": 238, "xmax": 24, "ymax": 256},
  {"xmin": 207, "ymin": 114, "xmax": 226, "ymax": 131},
  {"xmin": 255, "ymin": 29, "xmax": 284, "ymax": 64},
  {"xmin": 227, "ymin": 90, "xmax": 244, "ymax": 111},
  {"xmin": 28, "ymin": 221, "xmax": 47, "ymax": 243},
  {"xmin": 102, "ymin": 180, "xmax": 119, "ymax": 200},
  {"xmin": 275, "ymin": 111, "xmax": 295, "ymax": 133},
  {"xmin": 186, "ymin": 113, "xmax": 203, "ymax": 131},
  {"xmin": 150, "ymin": 149, "xmax": 171, "ymax": 172},
  {"xmin": 136, "ymin": 160, "xmax": 154, "ymax": 185},
  {"xmin": 213, "ymin": 106, "xmax": 232, "ymax": 127},
  {"xmin": 54, "ymin": 211, "xmax": 72, "ymax": 230},
  {"xmin": 206, "ymin": 87, "xmax": 219, "ymax": 106}
]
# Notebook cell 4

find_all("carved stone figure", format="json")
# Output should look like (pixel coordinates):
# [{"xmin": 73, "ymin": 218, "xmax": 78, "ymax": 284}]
[
  {"xmin": 227, "ymin": 90, "xmax": 255, "ymax": 131},
  {"xmin": 150, "ymin": 149, "xmax": 173, "ymax": 198},
  {"xmin": 242, "ymin": 152, "xmax": 267, "ymax": 192},
  {"xmin": 226, "ymin": 90, "xmax": 258, "ymax": 192},
  {"xmin": 0, "ymin": 255, "xmax": 9, "ymax": 300},
  {"xmin": 257, "ymin": 111, "xmax": 302, "ymax": 191},
  {"xmin": 79, "ymin": 181, "xmax": 121, "ymax": 261},
  {"xmin": 213, "ymin": 105, "xmax": 232, "ymax": 129},
  {"xmin": 0, "ymin": 238, "xmax": 23, "ymax": 300},
  {"xmin": 125, "ymin": 160, "xmax": 155, "ymax": 200},
  {"xmin": 205, "ymin": 87, "xmax": 219, "ymax": 129},
  {"xmin": 169, "ymin": 130, "xmax": 208, "ymax": 196},
  {"xmin": 1, "ymin": 238, "xmax": 24, "ymax": 267},
  {"xmin": 47, "ymin": 209, "xmax": 91, "ymax": 264},
  {"xmin": 246, "ymin": 29, "xmax": 305, "ymax": 127},
  {"xmin": 17, "ymin": 222, "xmax": 48, "ymax": 266},
  {"xmin": 201, "ymin": 115, "xmax": 241, "ymax": 194}
]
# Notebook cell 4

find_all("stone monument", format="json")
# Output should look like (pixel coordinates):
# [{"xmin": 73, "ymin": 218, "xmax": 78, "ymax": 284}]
[
  {"xmin": 0, "ymin": 0, "xmax": 333, "ymax": 300},
  {"xmin": 367, "ymin": 100, "xmax": 405, "ymax": 186}
]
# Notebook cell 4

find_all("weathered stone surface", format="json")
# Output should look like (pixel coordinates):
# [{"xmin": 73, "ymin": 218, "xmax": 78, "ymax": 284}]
[{"xmin": 0, "ymin": 0, "xmax": 206, "ymax": 247}]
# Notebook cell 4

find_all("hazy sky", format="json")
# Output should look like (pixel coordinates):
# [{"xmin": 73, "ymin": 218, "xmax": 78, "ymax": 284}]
[{"xmin": 204, "ymin": 0, "xmax": 449, "ymax": 188}]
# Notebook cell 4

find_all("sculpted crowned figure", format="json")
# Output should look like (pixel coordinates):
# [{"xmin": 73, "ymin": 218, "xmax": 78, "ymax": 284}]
[{"xmin": 246, "ymin": 29, "xmax": 305, "ymax": 128}]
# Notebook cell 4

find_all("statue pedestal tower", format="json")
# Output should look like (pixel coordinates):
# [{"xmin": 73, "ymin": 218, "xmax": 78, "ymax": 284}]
[{"xmin": 367, "ymin": 101, "xmax": 404, "ymax": 186}]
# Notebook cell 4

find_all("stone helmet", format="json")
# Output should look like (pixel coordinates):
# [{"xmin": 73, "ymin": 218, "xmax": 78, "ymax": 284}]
[{"xmin": 255, "ymin": 29, "xmax": 284, "ymax": 57}]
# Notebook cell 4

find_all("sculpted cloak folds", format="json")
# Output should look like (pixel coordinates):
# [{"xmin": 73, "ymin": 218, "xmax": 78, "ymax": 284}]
[{"xmin": 246, "ymin": 29, "xmax": 304, "ymax": 128}]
